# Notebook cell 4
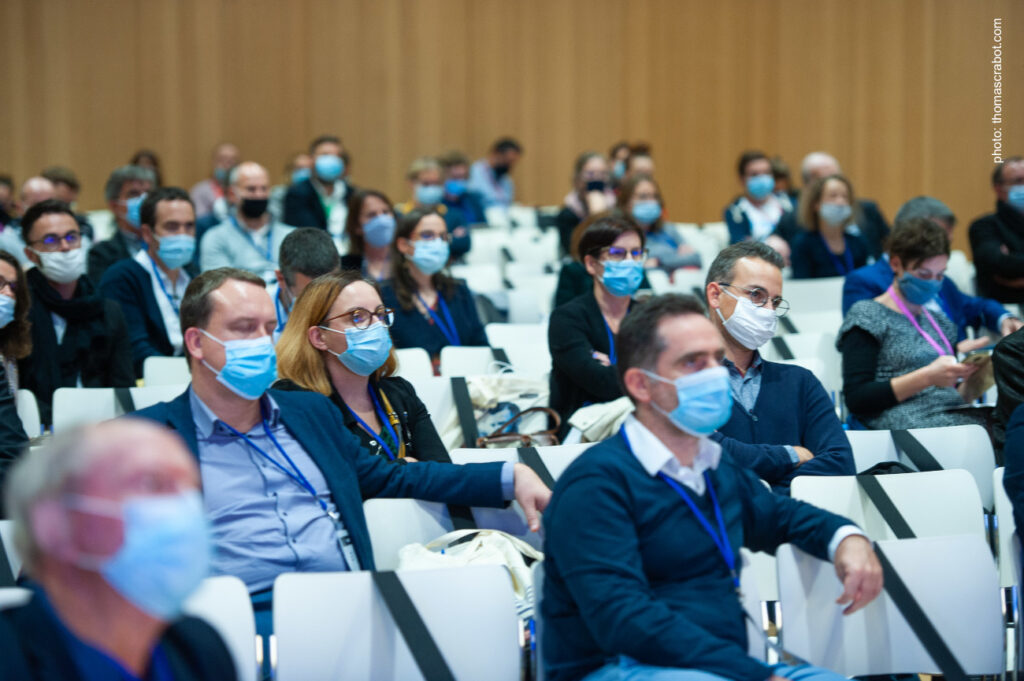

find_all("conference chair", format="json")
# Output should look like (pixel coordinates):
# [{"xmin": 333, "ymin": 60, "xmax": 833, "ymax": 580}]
[
  {"xmin": 50, "ymin": 384, "xmax": 189, "ymax": 432},
  {"xmin": 182, "ymin": 576, "xmax": 259, "ymax": 681},
  {"xmin": 363, "ymin": 499, "xmax": 456, "ymax": 570},
  {"xmin": 485, "ymin": 323, "xmax": 549, "ymax": 350},
  {"xmin": 15, "ymin": 389, "xmax": 41, "ymax": 438},
  {"xmin": 993, "ymin": 468, "xmax": 1021, "ymax": 673},
  {"xmin": 394, "ymin": 347, "xmax": 434, "ymax": 381},
  {"xmin": 506, "ymin": 275, "xmax": 559, "ymax": 323},
  {"xmin": 142, "ymin": 356, "xmax": 191, "ymax": 386},
  {"xmin": 779, "ymin": 309, "xmax": 844, "ymax": 336},
  {"xmin": 781, "ymin": 277, "xmax": 845, "ymax": 314},
  {"xmin": 0, "ymin": 519, "xmax": 21, "ymax": 581}
]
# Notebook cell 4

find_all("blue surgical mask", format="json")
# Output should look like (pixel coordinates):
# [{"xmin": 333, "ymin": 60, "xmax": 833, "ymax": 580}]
[
  {"xmin": 898, "ymin": 272, "xmax": 942, "ymax": 305},
  {"xmin": 411, "ymin": 239, "xmax": 450, "ymax": 275},
  {"xmin": 612, "ymin": 160, "xmax": 626, "ymax": 180},
  {"xmin": 746, "ymin": 174, "xmax": 775, "ymax": 200},
  {"xmin": 315, "ymin": 154, "xmax": 344, "ymax": 182},
  {"xmin": 643, "ymin": 366, "xmax": 734, "ymax": 437},
  {"xmin": 415, "ymin": 184, "xmax": 444, "ymax": 206},
  {"xmin": 1008, "ymin": 185, "xmax": 1024, "ymax": 212},
  {"xmin": 213, "ymin": 167, "xmax": 230, "ymax": 185},
  {"xmin": 444, "ymin": 179, "xmax": 467, "ymax": 198},
  {"xmin": 0, "ymin": 295, "xmax": 14, "ymax": 329},
  {"xmin": 320, "ymin": 322, "xmax": 393, "ymax": 376},
  {"xmin": 631, "ymin": 200, "xmax": 662, "ymax": 226},
  {"xmin": 126, "ymin": 193, "xmax": 146, "ymax": 228},
  {"xmin": 601, "ymin": 260, "xmax": 644, "ymax": 297},
  {"xmin": 200, "ymin": 330, "xmax": 278, "ymax": 399},
  {"xmin": 819, "ymin": 202, "xmax": 852, "ymax": 226},
  {"xmin": 66, "ymin": 491, "xmax": 211, "ymax": 619},
  {"xmin": 157, "ymin": 234, "xmax": 196, "ymax": 270},
  {"xmin": 291, "ymin": 167, "xmax": 311, "ymax": 185},
  {"xmin": 363, "ymin": 213, "xmax": 396, "ymax": 248}
]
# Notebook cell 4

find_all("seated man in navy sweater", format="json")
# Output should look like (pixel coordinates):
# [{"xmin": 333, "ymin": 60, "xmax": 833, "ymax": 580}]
[
  {"xmin": 704, "ymin": 242, "xmax": 854, "ymax": 488},
  {"xmin": 132, "ymin": 267, "xmax": 551, "ymax": 642},
  {"xmin": 542, "ymin": 293, "xmax": 881, "ymax": 681},
  {"xmin": 843, "ymin": 196, "xmax": 1022, "ymax": 343}
]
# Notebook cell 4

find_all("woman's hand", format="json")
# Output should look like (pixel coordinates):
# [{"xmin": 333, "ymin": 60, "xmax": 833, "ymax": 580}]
[{"xmin": 925, "ymin": 355, "xmax": 976, "ymax": 388}]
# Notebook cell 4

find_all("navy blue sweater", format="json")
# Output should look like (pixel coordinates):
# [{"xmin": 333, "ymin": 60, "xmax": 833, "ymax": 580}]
[
  {"xmin": 712, "ymin": 361, "xmax": 855, "ymax": 488},
  {"xmin": 542, "ymin": 432, "xmax": 851, "ymax": 681}
]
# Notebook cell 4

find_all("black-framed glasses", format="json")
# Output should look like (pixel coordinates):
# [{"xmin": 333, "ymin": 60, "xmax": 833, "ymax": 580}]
[
  {"xmin": 28, "ymin": 231, "xmax": 81, "ymax": 252},
  {"xmin": 597, "ymin": 246, "xmax": 648, "ymax": 262},
  {"xmin": 324, "ymin": 306, "xmax": 395, "ymax": 330},
  {"xmin": 0, "ymin": 276, "xmax": 15, "ymax": 295},
  {"xmin": 718, "ymin": 283, "xmax": 790, "ymax": 317}
]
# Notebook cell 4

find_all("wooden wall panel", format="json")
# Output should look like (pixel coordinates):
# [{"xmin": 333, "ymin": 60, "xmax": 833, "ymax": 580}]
[{"xmin": 0, "ymin": 0, "xmax": 1020, "ymax": 253}]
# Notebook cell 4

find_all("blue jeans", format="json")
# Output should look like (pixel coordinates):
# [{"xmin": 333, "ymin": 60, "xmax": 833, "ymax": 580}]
[{"xmin": 584, "ymin": 657, "xmax": 847, "ymax": 681}]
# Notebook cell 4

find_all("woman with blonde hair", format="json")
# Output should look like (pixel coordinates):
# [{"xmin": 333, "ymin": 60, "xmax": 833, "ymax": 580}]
[{"xmin": 275, "ymin": 270, "xmax": 451, "ymax": 462}]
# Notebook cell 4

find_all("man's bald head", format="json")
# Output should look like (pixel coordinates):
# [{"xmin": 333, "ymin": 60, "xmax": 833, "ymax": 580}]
[
  {"xmin": 801, "ymin": 152, "xmax": 841, "ymax": 186},
  {"xmin": 228, "ymin": 162, "xmax": 271, "ymax": 205},
  {"xmin": 20, "ymin": 176, "xmax": 56, "ymax": 210}
]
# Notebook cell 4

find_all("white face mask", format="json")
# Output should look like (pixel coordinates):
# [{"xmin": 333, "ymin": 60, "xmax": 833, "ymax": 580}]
[
  {"xmin": 716, "ymin": 288, "xmax": 777, "ymax": 350},
  {"xmin": 32, "ymin": 248, "xmax": 86, "ymax": 284}
]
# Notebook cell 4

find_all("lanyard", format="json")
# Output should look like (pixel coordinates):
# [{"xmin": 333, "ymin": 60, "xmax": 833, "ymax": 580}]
[
  {"xmin": 417, "ymin": 293, "xmax": 461, "ymax": 347},
  {"xmin": 887, "ymin": 285, "xmax": 953, "ymax": 356},
  {"xmin": 345, "ymin": 385, "xmax": 401, "ymax": 461},
  {"xmin": 274, "ymin": 286, "xmax": 288, "ymax": 333},
  {"xmin": 230, "ymin": 216, "xmax": 274, "ymax": 262},
  {"xmin": 820, "ymin": 234, "xmax": 854, "ymax": 275},
  {"xmin": 146, "ymin": 253, "xmax": 182, "ymax": 315},
  {"xmin": 602, "ymin": 317, "xmax": 617, "ymax": 365}
]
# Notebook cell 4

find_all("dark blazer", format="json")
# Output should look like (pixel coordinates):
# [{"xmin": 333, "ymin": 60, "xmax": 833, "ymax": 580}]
[
  {"xmin": 994, "ymin": 328, "xmax": 1024, "ymax": 453},
  {"xmin": 724, "ymin": 195, "xmax": 797, "ymax": 246},
  {"xmin": 380, "ymin": 280, "xmax": 488, "ymax": 357},
  {"xmin": 99, "ymin": 259, "xmax": 199, "ymax": 378},
  {"xmin": 969, "ymin": 201, "xmax": 1024, "ymax": 303},
  {"xmin": 274, "ymin": 376, "xmax": 452, "ymax": 463},
  {"xmin": 87, "ymin": 230, "xmax": 135, "ymax": 285},
  {"xmin": 0, "ymin": 589, "xmax": 236, "ymax": 681},
  {"xmin": 1002, "ymin": 402, "xmax": 1024, "ymax": 536},
  {"xmin": 132, "ymin": 388, "xmax": 506, "ymax": 571},
  {"xmin": 444, "ymin": 191, "xmax": 486, "ymax": 225},
  {"xmin": 0, "ymin": 362, "xmax": 28, "ymax": 514},
  {"xmin": 282, "ymin": 178, "xmax": 354, "ymax": 230},
  {"xmin": 791, "ymin": 231, "xmax": 869, "ymax": 279},
  {"xmin": 548, "ymin": 291, "xmax": 625, "ymax": 432}
]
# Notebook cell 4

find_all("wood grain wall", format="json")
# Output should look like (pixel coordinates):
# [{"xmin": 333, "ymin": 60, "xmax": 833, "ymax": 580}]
[{"xmin": 1, "ymin": 0, "xmax": 1021, "ymax": 251}]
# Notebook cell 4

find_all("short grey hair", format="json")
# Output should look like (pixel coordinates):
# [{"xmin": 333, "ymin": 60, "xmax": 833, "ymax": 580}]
[
  {"xmin": 800, "ymin": 151, "xmax": 840, "ymax": 185},
  {"xmin": 229, "ymin": 161, "xmax": 268, "ymax": 187},
  {"xmin": 705, "ymin": 241, "xmax": 785, "ymax": 289},
  {"xmin": 894, "ymin": 196, "xmax": 956, "ymax": 229},
  {"xmin": 104, "ymin": 165, "xmax": 156, "ymax": 202}
]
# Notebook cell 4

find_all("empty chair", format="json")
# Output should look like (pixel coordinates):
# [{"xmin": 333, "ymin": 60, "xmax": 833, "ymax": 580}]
[
  {"xmin": 507, "ymin": 276, "xmax": 558, "ymax": 323},
  {"xmin": 463, "ymin": 228, "xmax": 511, "ymax": 265},
  {"xmin": 507, "ymin": 205, "xmax": 541, "ymax": 231},
  {"xmin": 51, "ymin": 385, "xmax": 189, "ymax": 432},
  {"xmin": 485, "ymin": 323, "xmax": 549, "ymax": 350},
  {"xmin": 777, "ymin": 535, "xmax": 1002, "ymax": 676},
  {"xmin": 700, "ymin": 221, "xmax": 731, "ymax": 252},
  {"xmin": 505, "ymin": 228, "xmax": 558, "ymax": 264},
  {"xmin": 780, "ymin": 309, "xmax": 843, "ymax": 336},
  {"xmin": 782, "ymin": 277, "xmax": 845, "ymax": 314},
  {"xmin": 15, "ymin": 389, "xmax": 41, "ymax": 437},
  {"xmin": 450, "ymin": 263, "xmax": 506, "ymax": 294},
  {"xmin": 143, "ymin": 356, "xmax": 191, "ymax": 386},
  {"xmin": 505, "ymin": 260, "xmax": 548, "ymax": 280},
  {"xmin": 363, "ymin": 498, "xmax": 456, "ymax": 570},
  {"xmin": 644, "ymin": 268, "xmax": 672, "ymax": 294},
  {"xmin": 273, "ymin": 566, "xmax": 520, "ymax": 681},
  {"xmin": 393, "ymin": 347, "xmax": 434, "ymax": 381},
  {"xmin": 182, "ymin": 576, "xmax": 259, "ymax": 681},
  {"xmin": 403, "ymin": 376, "xmax": 454, "ymax": 434},
  {"xmin": 439, "ymin": 346, "xmax": 502, "ymax": 377},
  {"xmin": 495, "ymin": 344, "xmax": 552, "ymax": 378}
]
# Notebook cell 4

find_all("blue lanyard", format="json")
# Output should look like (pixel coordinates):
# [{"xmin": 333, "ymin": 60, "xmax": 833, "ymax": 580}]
[
  {"xmin": 602, "ymin": 317, "xmax": 617, "ymax": 365},
  {"xmin": 417, "ymin": 293, "xmax": 461, "ymax": 347},
  {"xmin": 146, "ymin": 254, "xmax": 181, "ymax": 315},
  {"xmin": 230, "ymin": 216, "xmax": 274, "ymax": 262},
  {"xmin": 274, "ymin": 286, "xmax": 288, "ymax": 333},
  {"xmin": 345, "ymin": 385, "xmax": 401, "ymax": 461},
  {"xmin": 820, "ymin": 233, "xmax": 854, "ymax": 275}
]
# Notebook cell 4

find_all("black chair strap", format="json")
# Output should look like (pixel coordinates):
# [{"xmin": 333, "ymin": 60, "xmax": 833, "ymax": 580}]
[
  {"xmin": 770, "ymin": 336, "xmax": 795, "ymax": 361},
  {"xmin": 114, "ymin": 388, "xmax": 136, "ymax": 415},
  {"xmin": 690, "ymin": 286, "xmax": 704, "ymax": 298},
  {"xmin": 0, "ymin": 534, "xmax": 16, "ymax": 587},
  {"xmin": 450, "ymin": 377, "xmax": 479, "ymax": 446},
  {"xmin": 891, "ymin": 430, "xmax": 942, "ymax": 472},
  {"xmin": 372, "ymin": 571, "xmax": 457, "ymax": 681},
  {"xmin": 446, "ymin": 504, "xmax": 477, "ymax": 532},
  {"xmin": 856, "ymin": 475, "xmax": 916, "ymax": 540},
  {"xmin": 778, "ymin": 316, "xmax": 798, "ymax": 334},
  {"xmin": 490, "ymin": 347, "xmax": 511, "ymax": 365},
  {"xmin": 517, "ymin": 446, "xmax": 556, "ymax": 489}
]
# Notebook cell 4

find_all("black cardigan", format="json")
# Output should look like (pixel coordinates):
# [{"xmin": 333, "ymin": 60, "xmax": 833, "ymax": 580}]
[{"xmin": 274, "ymin": 375, "xmax": 452, "ymax": 463}]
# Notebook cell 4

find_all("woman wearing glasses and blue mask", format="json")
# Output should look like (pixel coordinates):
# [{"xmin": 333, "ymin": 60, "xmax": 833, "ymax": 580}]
[
  {"xmin": 275, "ymin": 271, "xmax": 452, "ymax": 463},
  {"xmin": 380, "ymin": 210, "xmax": 488, "ymax": 363},
  {"xmin": 839, "ymin": 218, "xmax": 990, "ymax": 429},
  {"xmin": 549, "ymin": 214, "xmax": 647, "ymax": 435}
]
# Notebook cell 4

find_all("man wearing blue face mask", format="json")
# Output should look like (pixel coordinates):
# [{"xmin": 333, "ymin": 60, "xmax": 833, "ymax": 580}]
[
  {"xmin": 970, "ymin": 156, "xmax": 1024, "ymax": 303},
  {"xmin": 87, "ymin": 165, "xmax": 157, "ymax": 285},
  {"xmin": 189, "ymin": 142, "xmax": 239, "ymax": 221},
  {"xmin": 440, "ymin": 150, "xmax": 486, "ymax": 225},
  {"xmin": 282, "ymin": 135, "xmax": 357, "ymax": 243},
  {"xmin": 542, "ymin": 293, "xmax": 881, "ymax": 681},
  {"xmin": 0, "ymin": 419, "xmax": 236, "ymax": 681},
  {"xmin": 396, "ymin": 156, "xmax": 471, "ymax": 259},
  {"xmin": 100, "ymin": 188, "xmax": 200, "ymax": 378},
  {"xmin": 724, "ymin": 150, "xmax": 795, "ymax": 264}
]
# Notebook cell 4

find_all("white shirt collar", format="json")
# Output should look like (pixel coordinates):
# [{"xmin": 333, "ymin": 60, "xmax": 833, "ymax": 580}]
[{"xmin": 622, "ymin": 414, "xmax": 722, "ymax": 495}]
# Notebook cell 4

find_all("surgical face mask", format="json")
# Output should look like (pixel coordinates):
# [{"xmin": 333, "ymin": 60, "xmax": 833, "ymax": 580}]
[
  {"xmin": 584, "ymin": 179, "xmax": 607, "ymax": 193},
  {"xmin": 631, "ymin": 200, "xmax": 662, "ymax": 226},
  {"xmin": 315, "ymin": 154, "xmax": 344, "ymax": 182},
  {"xmin": 64, "ymin": 490, "xmax": 210, "ymax": 619},
  {"xmin": 156, "ymin": 234, "xmax": 196, "ymax": 270},
  {"xmin": 415, "ymin": 184, "xmax": 444, "ymax": 206},
  {"xmin": 612, "ymin": 160, "xmax": 626, "ymax": 180},
  {"xmin": 601, "ymin": 260, "xmax": 644, "ymax": 298},
  {"xmin": 444, "ymin": 179, "xmax": 467, "ymax": 198},
  {"xmin": 125, "ymin": 193, "xmax": 146, "ymax": 228},
  {"xmin": 291, "ymin": 167, "xmax": 311, "ymax": 185},
  {"xmin": 32, "ymin": 247, "xmax": 86, "ymax": 285},
  {"xmin": 746, "ymin": 174, "xmax": 775, "ymax": 200},
  {"xmin": 363, "ymin": 213, "xmax": 396, "ymax": 248},
  {"xmin": 411, "ymin": 239, "xmax": 450, "ymax": 275},
  {"xmin": 0, "ymin": 295, "xmax": 14, "ymax": 329},
  {"xmin": 1008, "ymin": 185, "xmax": 1024, "ymax": 212},
  {"xmin": 819, "ymin": 202, "xmax": 852, "ymax": 226},
  {"xmin": 200, "ymin": 330, "xmax": 277, "ymax": 400},
  {"xmin": 239, "ymin": 197, "xmax": 268, "ymax": 219},
  {"xmin": 716, "ymin": 288, "xmax": 777, "ymax": 350},
  {"xmin": 642, "ymin": 366, "xmax": 734, "ymax": 437},
  {"xmin": 898, "ymin": 272, "xmax": 942, "ymax": 305},
  {"xmin": 319, "ymin": 322, "xmax": 393, "ymax": 376},
  {"xmin": 213, "ymin": 167, "xmax": 230, "ymax": 184}
]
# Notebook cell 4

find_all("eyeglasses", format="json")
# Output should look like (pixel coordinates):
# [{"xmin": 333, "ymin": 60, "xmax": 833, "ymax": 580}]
[
  {"xmin": 597, "ymin": 246, "xmax": 648, "ymax": 262},
  {"xmin": 28, "ymin": 231, "xmax": 81, "ymax": 252},
  {"xmin": 324, "ymin": 306, "xmax": 395, "ymax": 330},
  {"xmin": 718, "ymin": 283, "xmax": 790, "ymax": 317},
  {"xmin": 0, "ymin": 276, "xmax": 15, "ymax": 295},
  {"xmin": 414, "ymin": 230, "xmax": 451, "ymax": 243}
]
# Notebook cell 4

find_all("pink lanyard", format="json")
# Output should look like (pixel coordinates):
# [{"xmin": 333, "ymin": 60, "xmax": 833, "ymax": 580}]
[{"xmin": 887, "ymin": 285, "xmax": 953, "ymax": 356}]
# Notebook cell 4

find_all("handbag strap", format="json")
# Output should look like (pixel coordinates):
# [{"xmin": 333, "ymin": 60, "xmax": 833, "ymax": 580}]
[
  {"xmin": 891, "ymin": 430, "xmax": 942, "ymax": 472},
  {"xmin": 778, "ymin": 316, "xmax": 798, "ymax": 334},
  {"xmin": 450, "ymin": 377, "xmax": 480, "ymax": 446},
  {"xmin": 488, "ymin": 407, "xmax": 561, "ymax": 438},
  {"xmin": 490, "ymin": 347, "xmax": 511, "ymax": 365},
  {"xmin": 517, "ymin": 446, "xmax": 556, "ymax": 489},
  {"xmin": 856, "ymin": 475, "xmax": 916, "ymax": 539},
  {"xmin": 770, "ymin": 336, "xmax": 795, "ymax": 360},
  {"xmin": 372, "ymin": 571, "xmax": 457, "ymax": 681},
  {"xmin": 114, "ymin": 387, "xmax": 136, "ymax": 415}
]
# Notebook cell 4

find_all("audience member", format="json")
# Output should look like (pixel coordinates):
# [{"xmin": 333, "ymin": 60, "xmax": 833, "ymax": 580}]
[
  {"xmin": 19, "ymin": 200, "xmax": 134, "ymax": 425},
  {"xmin": 40, "ymin": 167, "xmax": 96, "ymax": 241},
  {"xmin": 623, "ymin": 144, "xmax": 655, "ymax": 182},
  {"xmin": 440, "ymin": 150, "xmax": 486, "ymax": 225},
  {"xmin": 88, "ymin": 165, "xmax": 157, "ymax": 284},
  {"xmin": 791, "ymin": 174, "xmax": 869, "ymax": 279},
  {"xmin": 844, "ymin": 196, "xmax": 1021, "ymax": 342},
  {"xmin": 396, "ymin": 157, "xmax": 470, "ymax": 259},
  {"xmin": 609, "ymin": 140, "xmax": 632, "ymax": 186},
  {"xmin": 554, "ymin": 210, "xmax": 652, "ymax": 308},
  {"xmin": 838, "ymin": 218, "xmax": 989, "ymax": 429},
  {"xmin": 342, "ymin": 189, "xmax": 397, "ymax": 281},
  {"xmin": 993, "ymin": 327, "xmax": 1024, "ymax": 454},
  {"xmin": 0, "ymin": 177, "xmax": 58, "ymax": 265},
  {"xmin": 0, "ymin": 360, "xmax": 28, "ymax": 503},
  {"xmin": 541, "ymin": 292, "xmax": 881, "ymax": 681},
  {"xmin": 283, "ymin": 134, "xmax": 355, "ymax": 240},
  {"xmin": 132, "ymin": 267, "xmax": 550, "ymax": 639},
  {"xmin": 771, "ymin": 155, "xmax": 797, "ymax": 201},
  {"xmin": 272, "ymin": 227, "xmax": 340, "ymax": 341},
  {"xmin": 969, "ymin": 156, "xmax": 1024, "ymax": 303},
  {"xmin": 99, "ymin": 188, "xmax": 198, "ymax": 377},
  {"xmin": 276, "ymin": 272, "xmax": 451, "ymax": 462},
  {"xmin": 0, "ymin": 175, "xmax": 15, "ymax": 225},
  {"xmin": 704, "ymin": 242, "xmax": 854, "ymax": 488},
  {"xmin": 468, "ymin": 137, "xmax": 522, "ymax": 209},
  {"xmin": 617, "ymin": 174, "xmax": 701, "ymax": 271},
  {"xmin": 189, "ymin": 142, "xmax": 239, "ymax": 220},
  {"xmin": 0, "ymin": 420, "xmax": 235, "ymax": 680},
  {"xmin": 555, "ymin": 152, "xmax": 617, "ymax": 256},
  {"xmin": 0, "ymin": 250, "xmax": 31, "ymax": 395},
  {"xmin": 199, "ymin": 162, "xmax": 294, "ymax": 283},
  {"xmin": 130, "ymin": 148, "xmax": 163, "ymax": 187},
  {"xmin": 549, "ymin": 215, "xmax": 645, "ymax": 434},
  {"xmin": 724, "ymin": 150, "xmax": 793, "ymax": 263},
  {"xmin": 380, "ymin": 210, "xmax": 487, "ymax": 359},
  {"xmin": 269, "ymin": 152, "xmax": 314, "ymax": 221}
]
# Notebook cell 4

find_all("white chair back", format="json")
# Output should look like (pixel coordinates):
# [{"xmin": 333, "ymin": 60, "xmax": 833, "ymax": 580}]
[
  {"xmin": 0, "ymin": 587, "xmax": 31, "ymax": 610},
  {"xmin": 363, "ymin": 499, "xmax": 455, "ymax": 570},
  {"xmin": 783, "ymin": 277, "xmax": 845, "ymax": 314},
  {"xmin": 0, "ymin": 519, "xmax": 22, "ymax": 579},
  {"xmin": 143, "ymin": 356, "xmax": 190, "ymax": 386},
  {"xmin": 994, "ymin": 467, "xmax": 1018, "ymax": 588},
  {"xmin": 507, "ymin": 276, "xmax": 558, "ymax": 323},
  {"xmin": 273, "ymin": 566, "xmax": 520, "ymax": 681},
  {"xmin": 404, "ymin": 376, "xmax": 454, "ymax": 434},
  {"xmin": 15, "ymin": 389, "xmax": 41, "ymax": 437},
  {"xmin": 485, "ymin": 323, "xmax": 548, "ymax": 350},
  {"xmin": 394, "ymin": 347, "xmax": 434, "ymax": 381},
  {"xmin": 51, "ymin": 385, "xmax": 189, "ymax": 431},
  {"xmin": 781, "ymin": 309, "xmax": 843, "ymax": 336},
  {"xmin": 439, "ymin": 346, "xmax": 501, "ymax": 377},
  {"xmin": 644, "ymin": 269, "xmax": 672, "ymax": 294},
  {"xmin": 182, "ymin": 576, "xmax": 259, "ymax": 681},
  {"xmin": 946, "ymin": 250, "xmax": 976, "ymax": 297}
]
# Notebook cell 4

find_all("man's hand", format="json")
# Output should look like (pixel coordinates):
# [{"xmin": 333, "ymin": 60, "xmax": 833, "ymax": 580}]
[
  {"xmin": 956, "ymin": 336, "xmax": 992, "ymax": 355},
  {"xmin": 513, "ymin": 463, "xmax": 552, "ymax": 532},
  {"xmin": 793, "ymin": 446, "xmax": 815, "ymax": 466},
  {"xmin": 833, "ymin": 535, "xmax": 883, "ymax": 615},
  {"xmin": 1002, "ymin": 317, "xmax": 1024, "ymax": 336}
]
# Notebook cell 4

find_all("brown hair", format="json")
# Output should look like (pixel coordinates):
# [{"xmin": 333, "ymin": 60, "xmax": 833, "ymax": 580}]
[
  {"xmin": 574, "ymin": 211, "xmax": 646, "ymax": 263},
  {"xmin": 0, "ymin": 250, "xmax": 32, "ymax": 360},
  {"xmin": 888, "ymin": 217, "xmax": 951, "ymax": 270},
  {"xmin": 389, "ymin": 209, "xmax": 457, "ymax": 310},
  {"xmin": 345, "ymin": 188, "xmax": 395, "ymax": 258},
  {"xmin": 616, "ymin": 174, "xmax": 665, "ymax": 231},
  {"xmin": 276, "ymin": 271, "xmax": 397, "ymax": 395},
  {"xmin": 797, "ymin": 174, "xmax": 857, "ymax": 233}
]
